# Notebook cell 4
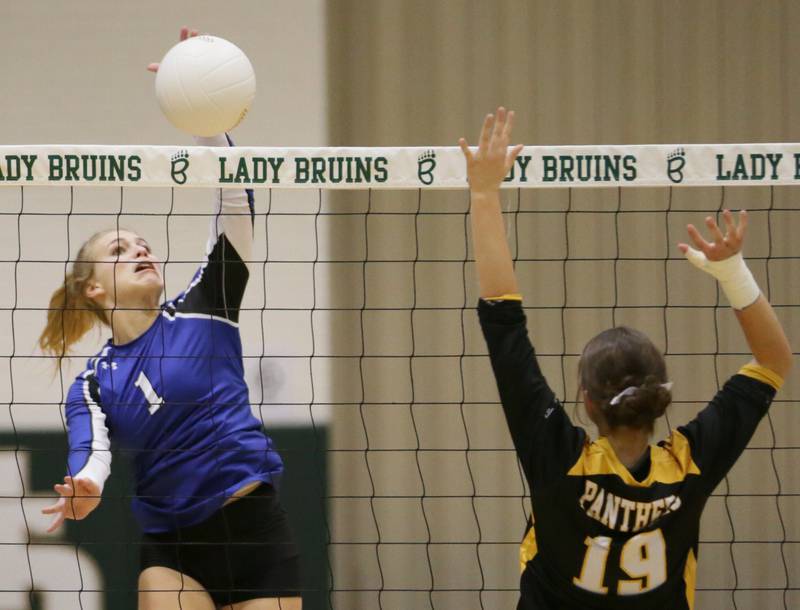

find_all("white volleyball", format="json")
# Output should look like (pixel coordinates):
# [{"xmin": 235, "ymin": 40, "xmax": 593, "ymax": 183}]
[{"xmin": 155, "ymin": 35, "xmax": 256, "ymax": 137}]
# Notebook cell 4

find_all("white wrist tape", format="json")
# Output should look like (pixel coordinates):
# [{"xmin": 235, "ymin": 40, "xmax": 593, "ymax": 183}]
[
  {"xmin": 74, "ymin": 454, "xmax": 110, "ymax": 494},
  {"xmin": 683, "ymin": 249, "xmax": 760, "ymax": 310}
]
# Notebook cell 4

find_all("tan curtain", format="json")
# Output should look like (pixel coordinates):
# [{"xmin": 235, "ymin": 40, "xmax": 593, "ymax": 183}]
[{"xmin": 326, "ymin": 2, "xmax": 800, "ymax": 608}]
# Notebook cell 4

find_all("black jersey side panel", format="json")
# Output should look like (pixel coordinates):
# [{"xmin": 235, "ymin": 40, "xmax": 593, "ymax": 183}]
[
  {"xmin": 176, "ymin": 234, "xmax": 249, "ymax": 322},
  {"xmin": 173, "ymin": 184, "xmax": 254, "ymax": 323},
  {"xmin": 678, "ymin": 373, "xmax": 776, "ymax": 493}
]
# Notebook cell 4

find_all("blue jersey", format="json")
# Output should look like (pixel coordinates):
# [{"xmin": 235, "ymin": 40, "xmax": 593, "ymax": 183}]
[{"xmin": 64, "ymin": 134, "xmax": 283, "ymax": 533}]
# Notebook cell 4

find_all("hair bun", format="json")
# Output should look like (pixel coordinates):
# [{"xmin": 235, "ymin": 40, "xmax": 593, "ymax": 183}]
[{"xmin": 604, "ymin": 375, "xmax": 672, "ymax": 429}]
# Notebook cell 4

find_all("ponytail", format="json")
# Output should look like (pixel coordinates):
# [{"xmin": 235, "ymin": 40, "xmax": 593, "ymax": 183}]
[{"xmin": 38, "ymin": 232, "xmax": 110, "ymax": 359}]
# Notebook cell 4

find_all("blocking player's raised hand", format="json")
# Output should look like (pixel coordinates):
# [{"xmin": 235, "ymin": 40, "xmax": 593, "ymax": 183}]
[
  {"xmin": 678, "ymin": 209, "xmax": 791, "ymax": 378},
  {"xmin": 459, "ymin": 107, "xmax": 524, "ymax": 194},
  {"xmin": 460, "ymin": 107, "xmax": 523, "ymax": 299},
  {"xmin": 146, "ymin": 26, "xmax": 199, "ymax": 73},
  {"xmin": 679, "ymin": 209, "xmax": 746, "ymax": 263},
  {"xmin": 678, "ymin": 209, "xmax": 758, "ymax": 311}
]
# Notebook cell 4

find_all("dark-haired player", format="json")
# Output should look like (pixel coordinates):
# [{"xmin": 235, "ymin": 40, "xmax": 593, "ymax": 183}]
[{"xmin": 459, "ymin": 108, "xmax": 792, "ymax": 609}]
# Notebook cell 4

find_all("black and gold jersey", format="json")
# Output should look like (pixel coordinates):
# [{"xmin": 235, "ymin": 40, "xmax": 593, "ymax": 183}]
[{"xmin": 478, "ymin": 298, "xmax": 781, "ymax": 610}]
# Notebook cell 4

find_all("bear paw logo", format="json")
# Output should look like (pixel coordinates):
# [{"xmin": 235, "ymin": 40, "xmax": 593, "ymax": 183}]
[
  {"xmin": 417, "ymin": 150, "xmax": 437, "ymax": 185},
  {"xmin": 667, "ymin": 147, "xmax": 686, "ymax": 184},
  {"xmin": 171, "ymin": 150, "xmax": 190, "ymax": 185}
]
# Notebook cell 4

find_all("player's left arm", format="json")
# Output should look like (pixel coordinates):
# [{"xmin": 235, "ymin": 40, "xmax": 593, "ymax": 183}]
[
  {"xmin": 459, "ymin": 108, "xmax": 522, "ymax": 300},
  {"xmin": 42, "ymin": 375, "xmax": 108, "ymax": 532},
  {"xmin": 679, "ymin": 210, "xmax": 792, "ymax": 380},
  {"xmin": 462, "ymin": 109, "xmax": 585, "ymax": 486},
  {"xmin": 677, "ymin": 211, "xmax": 792, "ymax": 486}
]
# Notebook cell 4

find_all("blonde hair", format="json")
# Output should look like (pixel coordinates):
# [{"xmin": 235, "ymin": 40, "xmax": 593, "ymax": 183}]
[{"xmin": 38, "ymin": 230, "xmax": 111, "ymax": 358}]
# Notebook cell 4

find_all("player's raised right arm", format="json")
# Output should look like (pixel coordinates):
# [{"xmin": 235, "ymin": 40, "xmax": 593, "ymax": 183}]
[
  {"xmin": 677, "ymin": 211, "xmax": 792, "ymax": 490},
  {"xmin": 149, "ymin": 26, "xmax": 254, "ymax": 322}
]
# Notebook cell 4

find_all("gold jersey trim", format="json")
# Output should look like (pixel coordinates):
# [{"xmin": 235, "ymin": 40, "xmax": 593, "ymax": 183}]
[
  {"xmin": 683, "ymin": 548, "xmax": 697, "ymax": 609},
  {"xmin": 739, "ymin": 362, "xmax": 784, "ymax": 390},
  {"xmin": 519, "ymin": 517, "xmax": 538, "ymax": 573},
  {"xmin": 483, "ymin": 293, "xmax": 523, "ymax": 302},
  {"xmin": 567, "ymin": 431, "xmax": 700, "ymax": 487}
]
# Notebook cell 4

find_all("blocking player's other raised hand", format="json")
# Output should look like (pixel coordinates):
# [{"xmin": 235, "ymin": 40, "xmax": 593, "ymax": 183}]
[
  {"xmin": 459, "ymin": 107, "xmax": 524, "ymax": 299},
  {"xmin": 678, "ymin": 209, "xmax": 758, "ymax": 311},
  {"xmin": 459, "ymin": 107, "xmax": 524, "ymax": 194},
  {"xmin": 679, "ymin": 208, "xmax": 746, "ymax": 262},
  {"xmin": 678, "ymin": 209, "xmax": 791, "ymax": 379}
]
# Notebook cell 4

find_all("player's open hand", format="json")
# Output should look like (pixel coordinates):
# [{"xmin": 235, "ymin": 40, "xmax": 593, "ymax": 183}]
[
  {"xmin": 678, "ymin": 209, "xmax": 747, "ymax": 262},
  {"xmin": 459, "ymin": 107, "xmax": 524, "ymax": 194},
  {"xmin": 41, "ymin": 476, "xmax": 101, "ymax": 533},
  {"xmin": 147, "ymin": 26, "xmax": 199, "ymax": 73}
]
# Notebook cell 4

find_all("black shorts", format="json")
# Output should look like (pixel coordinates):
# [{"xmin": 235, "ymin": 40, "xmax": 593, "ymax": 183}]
[{"xmin": 140, "ymin": 483, "xmax": 301, "ymax": 605}]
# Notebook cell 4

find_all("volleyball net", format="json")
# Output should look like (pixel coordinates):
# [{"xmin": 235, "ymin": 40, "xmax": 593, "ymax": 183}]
[{"xmin": 0, "ymin": 143, "xmax": 798, "ymax": 610}]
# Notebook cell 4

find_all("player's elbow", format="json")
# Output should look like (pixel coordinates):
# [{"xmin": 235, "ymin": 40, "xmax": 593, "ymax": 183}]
[
  {"xmin": 773, "ymin": 349, "xmax": 793, "ymax": 382},
  {"xmin": 759, "ymin": 343, "xmax": 793, "ymax": 383}
]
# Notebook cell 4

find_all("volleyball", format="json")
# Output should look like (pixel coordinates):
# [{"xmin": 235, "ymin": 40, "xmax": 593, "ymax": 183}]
[{"xmin": 155, "ymin": 35, "xmax": 256, "ymax": 137}]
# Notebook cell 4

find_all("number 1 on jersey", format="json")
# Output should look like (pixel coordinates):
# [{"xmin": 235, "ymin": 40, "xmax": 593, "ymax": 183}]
[
  {"xmin": 573, "ymin": 529, "xmax": 667, "ymax": 595},
  {"xmin": 573, "ymin": 535, "xmax": 611, "ymax": 593},
  {"xmin": 135, "ymin": 371, "xmax": 164, "ymax": 415}
]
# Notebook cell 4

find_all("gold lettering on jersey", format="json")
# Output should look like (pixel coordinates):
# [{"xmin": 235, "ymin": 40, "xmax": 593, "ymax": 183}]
[
  {"xmin": 651, "ymin": 498, "xmax": 666, "ymax": 521},
  {"xmin": 619, "ymin": 499, "xmax": 636, "ymax": 532},
  {"xmin": 601, "ymin": 494, "xmax": 621, "ymax": 528},
  {"xmin": 587, "ymin": 489, "xmax": 605, "ymax": 521},
  {"xmin": 578, "ymin": 480, "xmax": 599, "ymax": 506},
  {"xmin": 578, "ymin": 480, "xmax": 682, "ymax": 532},
  {"xmin": 634, "ymin": 503, "xmax": 652, "ymax": 531}
]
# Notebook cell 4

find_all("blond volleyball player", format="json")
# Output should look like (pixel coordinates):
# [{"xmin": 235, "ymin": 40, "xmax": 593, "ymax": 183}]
[
  {"xmin": 38, "ymin": 27, "xmax": 302, "ymax": 610},
  {"xmin": 460, "ymin": 108, "xmax": 792, "ymax": 609}
]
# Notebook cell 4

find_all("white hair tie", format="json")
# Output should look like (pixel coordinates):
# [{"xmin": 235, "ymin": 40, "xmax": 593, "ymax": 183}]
[{"xmin": 609, "ymin": 382, "xmax": 673, "ymax": 406}]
